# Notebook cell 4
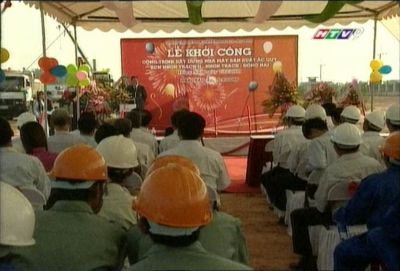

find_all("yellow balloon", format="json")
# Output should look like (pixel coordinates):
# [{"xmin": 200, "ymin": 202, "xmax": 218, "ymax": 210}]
[
  {"xmin": 370, "ymin": 71, "xmax": 382, "ymax": 83},
  {"xmin": 0, "ymin": 48, "xmax": 10, "ymax": 63},
  {"xmin": 162, "ymin": 83, "xmax": 175, "ymax": 97},
  {"xmin": 370, "ymin": 59, "xmax": 383, "ymax": 70}
]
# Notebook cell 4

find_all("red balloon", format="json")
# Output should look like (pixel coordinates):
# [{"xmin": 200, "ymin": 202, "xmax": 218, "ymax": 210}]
[
  {"xmin": 38, "ymin": 57, "xmax": 59, "ymax": 71},
  {"xmin": 40, "ymin": 72, "xmax": 57, "ymax": 84}
]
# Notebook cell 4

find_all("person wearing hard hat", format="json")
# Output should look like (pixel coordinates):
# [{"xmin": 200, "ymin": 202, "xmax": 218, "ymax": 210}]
[
  {"xmin": 159, "ymin": 109, "xmax": 189, "ymax": 153},
  {"xmin": 290, "ymin": 123, "xmax": 383, "ymax": 270},
  {"xmin": 334, "ymin": 131, "xmax": 400, "ymax": 233},
  {"xmin": 386, "ymin": 104, "xmax": 400, "ymax": 133},
  {"xmin": 360, "ymin": 111, "xmax": 386, "ymax": 165},
  {"xmin": 127, "ymin": 156, "xmax": 249, "ymax": 265},
  {"xmin": 11, "ymin": 144, "xmax": 126, "ymax": 271},
  {"xmin": 340, "ymin": 105, "xmax": 361, "ymax": 125},
  {"xmin": 304, "ymin": 104, "xmax": 338, "ymax": 198},
  {"xmin": 47, "ymin": 108, "xmax": 85, "ymax": 154},
  {"xmin": 0, "ymin": 182, "xmax": 36, "ymax": 270},
  {"xmin": 334, "ymin": 193, "xmax": 400, "ymax": 271},
  {"xmin": 0, "ymin": 117, "xmax": 51, "ymax": 200},
  {"xmin": 261, "ymin": 105, "xmax": 307, "ymax": 213},
  {"xmin": 96, "ymin": 135, "xmax": 140, "ymax": 230},
  {"xmin": 12, "ymin": 111, "xmax": 37, "ymax": 153},
  {"xmin": 158, "ymin": 111, "xmax": 231, "ymax": 194},
  {"xmin": 128, "ymin": 164, "xmax": 251, "ymax": 270}
]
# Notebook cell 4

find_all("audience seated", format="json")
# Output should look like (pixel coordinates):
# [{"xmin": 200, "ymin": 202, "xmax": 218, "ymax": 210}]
[
  {"xmin": 97, "ymin": 135, "xmax": 140, "ymax": 230},
  {"xmin": 12, "ymin": 145, "xmax": 126, "ymax": 271},
  {"xmin": 159, "ymin": 109, "xmax": 189, "ymax": 153},
  {"xmin": 12, "ymin": 112, "xmax": 37, "ymax": 153},
  {"xmin": 71, "ymin": 112, "xmax": 98, "ymax": 147},
  {"xmin": 20, "ymin": 121, "xmax": 58, "ymax": 172},
  {"xmin": 340, "ymin": 105, "xmax": 361, "ymax": 125},
  {"xmin": 386, "ymin": 104, "xmax": 400, "ymax": 133},
  {"xmin": 94, "ymin": 122, "xmax": 118, "ymax": 144},
  {"xmin": 360, "ymin": 111, "xmax": 386, "ymax": 165},
  {"xmin": 127, "ymin": 109, "xmax": 158, "ymax": 156},
  {"xmin": 0, "ymin": 117, "xmax": 51, "ymax": 200}
]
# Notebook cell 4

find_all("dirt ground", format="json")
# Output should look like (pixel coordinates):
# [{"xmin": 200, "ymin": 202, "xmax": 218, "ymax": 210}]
[{"xmin": 220, "ymin": 193, "xmax": 299, "ymax": 271}]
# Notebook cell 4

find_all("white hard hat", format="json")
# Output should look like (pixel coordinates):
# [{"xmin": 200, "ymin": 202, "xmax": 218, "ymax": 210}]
[
  {"xmin": 285, "ymin": 105, "xmax": 306, "ymax": 119},
  {"xmin": 341, "ymin": 105, "xmax": 361, "ymax": 123},
  {"xmin": 386, "ymin": 104, "xmax": 400, "ymax": 125},
  {"xmin": 96, "ymin": 135, "xmax": 139, "ymax": 168},
  {"xmin": 365, "ymin": 111, "xmax": 385, "ymax": 130},
  {"xmin": 16, "ymin": 112, "xmax": 36, "ymax": 128},
  {"xmin": 305, "ymin": 104, "xmax": 327, "ymax": 120},
  {"xmin": 0, "ymin": 182, "xmax": 35, "ymax": 246},
  {"xmin": 331, "ymin": 123, "xmax": 362, "ymax": 147}
]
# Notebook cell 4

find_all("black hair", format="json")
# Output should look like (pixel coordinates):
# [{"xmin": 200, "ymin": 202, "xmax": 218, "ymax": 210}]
[
  {"xmin": 164, "ymin": 127, "xmax": 174, "ymax": 136},
  {"xmin": 178, "ymin": 112, "xmax": 206, "ymax": 140},
  {"xmin": 94, "ymin": 123, "xmax": 117, "ymax": 144},
  {"xmin": 139, "ymin": 217, "xmax": 200, "ymax": 247},
  {"xmin": 108, "ymin": 167, "xmax": 134, "ymax": 183},
  {"xmin": 114, "ymin": 118, "xmax": 132, "ymax": 137},
  {"xmin": 20, "ymin": 121, "xmax": 48, "ymax": 154},
  {"xmin": 331, "ymin": 107, "xmax": 344, "ymax": 124},
  {"xmin": 0, "ymin": 117, "xmax": 14, "ymax": 146},
  {"xmin": 78, "ymin": 112, "xmax": 98, "ymax": 135},
  {"xmin": 126, "ymin": 110, "xmax": 141, "ymax": 128},
  {"xmin": 302, "ymin": 118, "xmax": 328, "ymax": 139},
  {"xmin": 171, "ymin": 109, "xmax": 190, "ymax": 128},
  {"xmin": 322, "ymin": 103, "xmax": 337, "ymax": 117},
  {"xmin": 141, "ymin": 110, "xmax": 152, "ymax": 127}
]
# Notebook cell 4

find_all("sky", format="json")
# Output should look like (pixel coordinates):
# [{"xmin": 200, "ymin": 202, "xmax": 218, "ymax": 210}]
[{"xmin": 1, "ymin": 2, "xmax": 399, "ymax": 83}]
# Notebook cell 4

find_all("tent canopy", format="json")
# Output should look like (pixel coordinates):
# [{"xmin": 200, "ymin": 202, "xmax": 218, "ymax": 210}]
[{"xmin": 24, "ymin": 1, "xmax": 399, "ymax": 33}]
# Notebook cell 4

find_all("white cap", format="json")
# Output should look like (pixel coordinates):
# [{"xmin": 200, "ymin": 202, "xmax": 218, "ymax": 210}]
[
  {"xmin": 285, "ymin": 105, "xmax": 306, "ymax": 119},
  {"xmin": 305, "ymin": 104, "xmax": 327, "ymax": 120},
  {"xmin": 341, "ymin": 105, "xmax": 361, "ymax": 123},
  {"xmin": 365, "ymin": 111, "xmax": 385, "ymax": 130},
  {"xmin": 0, "ymin": 182, "xmax": 35, "ymax": 246},
  {"xmin": 96, "ymin": 135, "xmax": 139, "ymax": 168},
  {"xmin": 386, "ymin": 104, "xmax": 400, "ymax": 125},
  {"xmin": 331, "ymin": 123, "xmax": 362, "ymax": 147},
  {"xmin": 16, "ymin": 112, "xmax": 36, "ymax": 128}
]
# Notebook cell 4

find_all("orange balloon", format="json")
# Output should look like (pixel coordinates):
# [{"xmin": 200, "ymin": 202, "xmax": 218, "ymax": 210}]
[
  {"xmin": 40, "ymin": 72, "xmax": 57, "ymax": 84},
  {"xmin": 38, "ymin": 57, "xmax": 59, "ymax": 71}
]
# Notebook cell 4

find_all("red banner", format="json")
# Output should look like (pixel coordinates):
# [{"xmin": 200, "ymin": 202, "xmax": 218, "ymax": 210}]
[{"xmin": 121, "ymin": 35, "xmax": 298, "ymax": 134}]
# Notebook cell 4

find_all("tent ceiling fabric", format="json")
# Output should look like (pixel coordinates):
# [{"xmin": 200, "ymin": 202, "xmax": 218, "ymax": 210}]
[{"xmin": 24, "ymin": 1, "xmax": 400, "ymax": 33}]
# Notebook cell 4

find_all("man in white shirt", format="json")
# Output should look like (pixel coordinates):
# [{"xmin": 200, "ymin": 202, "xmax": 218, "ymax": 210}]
[
  {"xmin": 47, "ymin": 109, "xmax": 85, "ymax": 154},
  {"xmin": 158, "ymin": 111, "xmax": 230, "ymax": 193},
  {"xmin": 290, "ymin": 123, "xmax": 383, "ymax": 270},
  {"xmin": 360, "ymin": 111, "xmax": 385, "ymax": 165},
  {"xmin": 261, "ymin": 105, "xmax": 306, "ymax": 211},
  {"xmin": 127, "ymin": 109, "xmax": 158, "ymax": 156},
  {"xmin": 159, "ymin": 109, "xmax": 189, "ymax": 153},
  {"xmin": 70, "ymin": 112, "xmax": 98, "ymax": 148},
  {"xmin": 340, "ymin": 105, "xmax": 361, "ymax": 125},
  {"xmin": 0, "ymin": 117, "xmax": 51, "ymax": 200}
]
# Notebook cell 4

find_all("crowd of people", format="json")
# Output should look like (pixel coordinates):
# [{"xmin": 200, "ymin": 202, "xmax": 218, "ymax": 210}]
[
  {"xmin": 261, "ymin": 102, "xmax": 400, "ymax": 271},
  {"xmin": 0, "ymin": 100, "xmax": 399, "ymax": 270}
]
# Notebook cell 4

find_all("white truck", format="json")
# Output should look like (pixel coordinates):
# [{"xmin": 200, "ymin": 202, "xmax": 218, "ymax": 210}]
[{"xmin": 0, "ymin": 71, "xmax": 33, "ymax": 119}]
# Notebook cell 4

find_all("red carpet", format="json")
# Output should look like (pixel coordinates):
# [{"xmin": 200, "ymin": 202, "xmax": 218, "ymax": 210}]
[{"xmin": 223, "ymin": 156, "xmax": 260, "ymax": 193}]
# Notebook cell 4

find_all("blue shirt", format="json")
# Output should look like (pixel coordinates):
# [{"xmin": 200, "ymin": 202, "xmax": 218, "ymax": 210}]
[{"xmin": 334, "ymin": 165, "xmax": 400, "ymax": 229}]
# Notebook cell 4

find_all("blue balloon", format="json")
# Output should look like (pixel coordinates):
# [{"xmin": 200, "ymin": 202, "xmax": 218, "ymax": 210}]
[
  {"xmin": 379, "ymin": 65, "xmax": 392, "ymax": 75},
  {"xmin": 51, "ymin": 65, "xmax": 68, "ymax": 77},
  {"xmin": 0, "ymin": 70, "xmax": 5, "ymax": 82},
  {"xmin": 248, "ymin": 81, "xmax": 258, "ymax": 92},
  {"xmin": 145, "ymin": 42, "xmax": 155, "ymax": 54}
]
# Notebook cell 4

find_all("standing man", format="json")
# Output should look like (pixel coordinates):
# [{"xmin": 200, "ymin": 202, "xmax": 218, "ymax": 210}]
[{"xmin": 127, "ymin": 76, "xmax": 147, "ymax": 111}]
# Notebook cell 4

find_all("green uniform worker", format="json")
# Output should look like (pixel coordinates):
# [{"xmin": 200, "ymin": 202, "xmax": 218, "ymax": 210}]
[
  {"xmin": 128, "ymin": 163, "xmax": 252, "ymax": 270},
  {"xmin": 11, "ymin": 145, "xmax": 126, "ymax": 271}
]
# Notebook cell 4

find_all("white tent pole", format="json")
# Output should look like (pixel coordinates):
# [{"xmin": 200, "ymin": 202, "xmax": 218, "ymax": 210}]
[
  {"xmin": 370, "ymin": 15, "xmax": 378, "ymax": 112},
  {"xmin": 74, "ymin": 23, "xmax": 80, "ymax": 121},
  {"xmin": 39, "ymin": 2, "xmax": 49, "ymax": 137}
]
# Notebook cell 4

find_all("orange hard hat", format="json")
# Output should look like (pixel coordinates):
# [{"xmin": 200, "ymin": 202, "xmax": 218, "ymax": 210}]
[
  {"xmin": 135, "ymin": 164, "xmax": 211, "ymax": 228},
  {"xmin": 381, "ymin": 132, "xmax": 400, "ymax": 160},
  {"xmin": 51, "ymin": 144, "xmax": 107, "ymax": 182},
  {"xmin": 146, "ymin": 155, "xmax": 200, "ymax": 177}
]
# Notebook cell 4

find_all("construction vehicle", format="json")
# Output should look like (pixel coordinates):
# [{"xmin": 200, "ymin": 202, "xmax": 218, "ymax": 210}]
[{"xmin": 0, "ymin": 71, "xmax": 34, "ymax": 119}]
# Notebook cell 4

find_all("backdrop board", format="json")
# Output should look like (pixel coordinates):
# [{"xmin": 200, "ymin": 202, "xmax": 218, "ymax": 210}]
[{"xmin": 121, "ymin": 35, "xmax": 298, "ymax": 134}]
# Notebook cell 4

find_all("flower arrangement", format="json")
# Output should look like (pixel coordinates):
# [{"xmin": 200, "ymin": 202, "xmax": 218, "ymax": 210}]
[
  {"xmin": 262, "ymin": 72, "xmax": 300, "ymax": 117},
  {"xmin": 303, "ymin": 82, "xmax": 336, "ymax": 106},
  {"xmin": 337, "ymin": 79, "xmax": 366, "ymax": 113}
]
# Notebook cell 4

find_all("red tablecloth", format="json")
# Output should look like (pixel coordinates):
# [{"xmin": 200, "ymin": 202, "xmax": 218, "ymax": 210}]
[{"xmin": 245, "ymin": 135, "xmax": 274, "ymax": 187}]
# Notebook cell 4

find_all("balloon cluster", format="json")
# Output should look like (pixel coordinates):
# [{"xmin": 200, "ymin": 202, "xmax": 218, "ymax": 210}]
[
  {"xmin": 38, "ymin": 57, "xmax": 67, "ymax": 84},
  {"xmin": 66, "ymin": 64, "xmax": 91, "ymax": 87},
  {"xmin": 370, "ymin": 59, "xmax": 392, "ymax": 84},
  {"xmin": 0, "ymin": 48, "xmax": 10, "ymax": 82}
]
